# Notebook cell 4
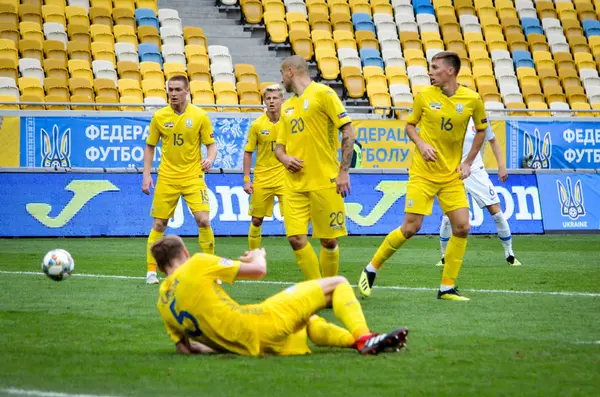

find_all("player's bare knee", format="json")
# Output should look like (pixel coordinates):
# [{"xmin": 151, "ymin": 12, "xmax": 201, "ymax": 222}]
[
  {"xmin": 193, "ymin": 212, "xmax": 210, "ymax": 228},
  {"xmin": 487, "ymin": 204, "xmax": 501, "ymax": 216},
  {"xmin": 320, "ymin": 238, "xmax": 338, "ymax": 250},
  {"xmin": 288, "ymin": 235, "xmax": 307, "ymax": 251},
  {"xmin": 452, "ymin": 222, "xmax": 470, "ymax": 238},
  {"xmin": 251, "ymin": 217, "xmax": 264, "ymax": 227},
  {"xmin": 153, "ymin": 218, "xmax": 168, "ymax": 232}
]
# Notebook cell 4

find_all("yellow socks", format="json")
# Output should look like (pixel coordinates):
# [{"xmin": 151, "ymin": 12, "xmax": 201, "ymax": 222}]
[
  {"xmin": 332, "ymin": 282, "xmax": 370, "ymax": 339},
  {"xmin": 146, "ymin": 228, "xmax": 164, "ymax": 272},
  {"xmin": 320, "ymin": 245, "xmax": 339, "ymax": 277},
  {"xmin": 293, "ymin": 242, "xmax": 321, "ymax": 280},
  {"xmin": 307, "ymin": 316, "xmax": 355, "ymax": 347},
  {"xmin": 248, "ymin": 223, "xmax": 262, "ymax": 250},
  {"xmin": 198, "ymin": 227, "xmax": 215, "ymax": 255},
  {"xmin": 371, "ymin": 227, "xmax": 408, "ymax": 270},
  {"xmin": 441, "ymin": 235, "xmax": 468, "ymax": 287}
]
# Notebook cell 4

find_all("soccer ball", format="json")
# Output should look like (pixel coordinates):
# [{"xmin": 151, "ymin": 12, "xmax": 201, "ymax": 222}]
[{"xmin": 42, "ymin": 249, "xmax": 75, "ymax": 281}]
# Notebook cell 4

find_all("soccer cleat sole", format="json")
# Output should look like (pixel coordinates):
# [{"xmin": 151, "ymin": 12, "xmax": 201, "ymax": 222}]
[{"xmin": 360, "ymin": 328, "xmax": 408, "ymax": 355}]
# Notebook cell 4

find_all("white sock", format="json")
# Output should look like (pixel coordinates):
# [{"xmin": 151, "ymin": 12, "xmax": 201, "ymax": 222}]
[
  {"xmin": 440, "ymin": 284, "xmax": 454, "ymax": 292},
  {"xmin": 492, "ymin": 212, "xmax": 514, "ymax": 258},
  {"xmin": 439, "ymin": 215, "xmax": 451, "ymax": 257},
  {"xmin": 366, "ymin": 263, "xmax": 378, "ymax": 273}
]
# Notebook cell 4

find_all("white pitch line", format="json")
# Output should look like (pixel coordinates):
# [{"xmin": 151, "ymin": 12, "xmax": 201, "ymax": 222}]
[
  {"xmin": 1, "ymin": 387, "xmax": 120, "ymax": 397},
  {"xmin": 573, "ymin": 341, "xmax": 600, "ymax": 345},
  {"xmin": 1, "ymin": 270, "xmax": 599, "ymax": 297}
]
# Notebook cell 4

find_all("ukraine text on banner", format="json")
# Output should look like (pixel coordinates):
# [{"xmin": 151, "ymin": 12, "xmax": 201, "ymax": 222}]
[
  {"xmin": 506, "ymin": 120, "xmax": 600, "ymax": 169},
  {"xmin": 0, "ymin": 172, "xmax": 543, "ymax": 237},
  {"xmin": 536, "ymin": 173, "xmax": 600, "ymax": 232},
  {"xmin": 18, "ymin": 115, "xmax": 254, "ymax": 169}
]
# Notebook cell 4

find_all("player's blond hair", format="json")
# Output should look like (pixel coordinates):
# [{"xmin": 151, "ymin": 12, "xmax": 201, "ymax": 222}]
[
  {"xmin": 151, "ymin": 235, "xmax": 186, "ymax": 273},
  {"xmin": 263, "ymin": 84, "xmax": 284, "ymax": 98}
]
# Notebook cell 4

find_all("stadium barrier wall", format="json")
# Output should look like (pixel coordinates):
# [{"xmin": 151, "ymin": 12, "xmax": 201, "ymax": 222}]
[
  {"xmin": 1, "ymin": 111, "xmax": 599, "ymax": 170},
  {"xmin": 1, "ymin": 168, "xmax": 598, "ymax": 237}
]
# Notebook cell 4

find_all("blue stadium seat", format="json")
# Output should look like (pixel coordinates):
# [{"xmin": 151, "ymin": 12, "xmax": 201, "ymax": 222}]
[
  {"xmin": 513, "ymin": 50, "xmax": 534, "ymax": 69},
  {"xmin": 413, "ymin": 0, "xmax": 433, "ymax": 9},
  {"xmin": 352, "ymin": 13, "xmax": 376, "ymax": 33},
  {"xmin": 138, "ymin": 43, "xmax": 163, "ymax": 66},
  {"xmin": 521, "ymin": 18, "xmax": 543, "ymax": 37},
  {"xmin": 415, "ymin": 4, "xmax": 435, "ymax": 15},
  {"xmin": 360, "ymin": 48, "xmax": 384, "ymax": 69},
  {"xmin": 582, "ymin": 20, "xmax": 600, "ymax": 38},
  {"xmin": 135, "ymin": 9, "xmax": 160, "ymax": 30}
]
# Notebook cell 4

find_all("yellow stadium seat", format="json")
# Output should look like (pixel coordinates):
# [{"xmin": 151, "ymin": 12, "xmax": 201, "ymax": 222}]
[
  {"xmin": 67, "ymin": 24, "xmax": 91, "ymax": 46},
  {"xmin": 213, "ymin": 81, "xmax": 235, "ymax": 95},
  {"xmin": 400, "ymin": 31, "xmax": 420, "ymax": 46},
  {"xmin": 42, "ymin": 5, "xmax": 66, "ymax": 26},
  {"xmin": 44, "ymin": 59, "xmax": 68, "ymax": 80},
  {"xmin": 571, "ymin": 102, "xmax": 592, "ymax": 116},
  {"xmin": 143, "ymin": 82, "xmax": 167, "ymax": 102},
  {"xmin": 0, "ymin": 38, "xmax": 18, "ymax": 65},
  {"xmin": 290, "ymin": 30, "xmax": 314, "ymax": 61},
  {"xmin": 192, "ymin": 91, "xmax": 216, "ymax": 112},
  {"xmin": 91, "ymin": 42, "xmax": 116, "ymax": 66},
  {"xmin": 44, "ymin": 40, "xmax": 68, "ymax": 64},
  {"xmin": 163, "ymin": 62, "xmax": 186, "ymax": 80},
  {"xmin": 527, "ymin": 101, "xmax": 551, "ymax": 116},
  {"xmin": 241, "ymin": 0, "xmax": 263, "ymax": 25},
  {"xmin": 564, "ymin": 84, "xmax": 586, "ymax": 97},
  {"xmin": 372, "ymin": 3, "xmax": 392, "ymax": 15},
  {"xmin": 216, "ymin": 90, "xmax": 239, "ymax": 112},
  {"xmin": 0, "ymin": 59, "xmax": 17, "ymax": 81},
  {"xmin": 140, "ymin": 61, "xmax": 164, "ymax": 82},
  {"xmin": 309, "ymin": 15, "xmax": 332, "ymax": 33},
  {"xmin": 44, "ymin": 77, "xmax": 69, "ymax": 97},
  {"xmin": 331, "ymin": 17, "xmax": 353, "ymax": 32},
  {"xmin": 68, "ymin": 41, "xmax": 92, "ymax": 64},
  {"xmin": 0, "ymin": 94, "xmax": 18, "ymax": 109},
  {"xmin": 18, "ymin": 40, "xmax": 43, "ymax": 64},
  {"xmin": 118, "ymin": 95, "xmax": 142, "ymax": 111},
  {"xmin": 369, "ymin": 92, "xmax": 391, "ymax": 116},
  {"xmin": 341, "ymin": 67, "xmax": 365, "ymax": 99},
  {"xmin": 44, "ymin": 94, "xmax": 68, "ymax": 110},
  {"xmin": 19, "ymin": 76, "xmax": 44, "ymax": 97},
  {"xmin": 90, "ymin": 6, "xmax": 114, "ymax": 28},
  {"xmin": 20, "ymin": 21, "xmax": 44, "ymax": 44},
  {"xmin": 18, "ymin": 5, "xmax": 42, "ymax": 26},
  {"xmin": 19, "ymin": 93, "xmax": 45, "ymax": 110},
  {"xmin": 94, "ymin": 96, "xmax": 119, "ymax": 111},
  {"xmin": 265, "ymin": 16, "xmax": 288, "ymax": 43},
  {"xmin": 117, "ymin": 61, "xmax": 141, "ymax": 83},
  {"xmin": 115, "ymin": 0, "xmax": 135, "ymax": 12},
  {"xmin": 69, "ymin": 78, "xmax": 94, "ymax": 99},
  {"xmin": 91, "ymin": 24, "xmax": 115, "ymax": 46},
  {"xmin": 317, "ymin": 56, "xmax": 339, "ymax": 80},
  {"xmin": 91, "ymin": 0, "xmax": 112, "ymax": 11},
  {"xmin": 183, "ymin": 27, "xmax": 207, "ymax": 48},
  {"xmin": 94, "ymin": 78, "xmax": 119, "ymax": 101},
  {"xmin": 111, "ymin": 7, "xmax": 135, "ymax": 28},
  {"xmin": 66, "ymin": 6, "xmax": 89, "ymax": 27},
  {"xmin": 190, "ymin": 80, "xmax": 212, "ymax": 93},
  {"xmin": 239, "ymin": 97, "xmax": 261, "ymax": 112},
  {"xmin": 350, "ymin": 3, "xmax": 371, "ymax": 16}
]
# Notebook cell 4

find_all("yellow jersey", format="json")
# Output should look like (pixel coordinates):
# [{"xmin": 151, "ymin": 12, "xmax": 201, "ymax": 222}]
[
  {"xmin": 407, "ymin": 85, "xmax": 488, "ymax": 183},
  {"xmin": 275, "ymin": 82, "xmax": 352, "ymax": 192},
  {"xmin": 157, "ymin": 253, "xmax": 264, "ymax": 356},
  {"xmin": 244, "ymin": 113, "xmax": 285, "ymax": 189},
  {"xmin": 146, "ymin": 104, "xmax": 215, "ymax": 181}
]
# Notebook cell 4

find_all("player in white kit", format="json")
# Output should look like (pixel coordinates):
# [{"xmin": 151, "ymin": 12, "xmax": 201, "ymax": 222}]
[{"xmin": 435, "ymin": 119, "xmax": 522, "ymax": 267}]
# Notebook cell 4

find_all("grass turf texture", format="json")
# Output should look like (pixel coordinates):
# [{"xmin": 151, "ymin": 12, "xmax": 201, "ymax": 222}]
[{"xmin": 0, "ymin": 235, "xmax": 599, "ymax": 397}]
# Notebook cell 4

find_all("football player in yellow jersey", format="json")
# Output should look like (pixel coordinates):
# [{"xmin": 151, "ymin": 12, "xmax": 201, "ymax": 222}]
[
  {"xmin": 153, "ymin": 235, "xmax": 408, "ymax": 356},
  {"xmin": 274, "ymin": 56, "xmax": 355, "ymax": 280},
  {"xmin": 142, "ymin": 75, "xmax": 217, "ymax": 285},
  {"xmin": 243, "ymin": 85, "xmax": 286, "ymax": 250},
  {"xmin": 358, "ymin": 52, "xmax": 489, "ymax": 301}
]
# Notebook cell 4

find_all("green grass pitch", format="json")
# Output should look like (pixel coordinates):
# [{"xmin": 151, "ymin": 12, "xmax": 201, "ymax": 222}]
[{"xmin": 0, "ymin": 235, "xmax": 599, "ymax": 397}]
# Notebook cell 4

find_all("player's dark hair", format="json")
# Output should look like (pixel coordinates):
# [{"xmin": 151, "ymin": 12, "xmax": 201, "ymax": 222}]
[
  {"xmin": 151, "ymin": 235, "xmax": 185, "ymax": 273},
  {"xmin": 432, "ymin": 51, "xmax": 461, "ymax": 75},
  {"xmin": 168, "ymin": 75, "xmax": 190, "ymax": 88}
]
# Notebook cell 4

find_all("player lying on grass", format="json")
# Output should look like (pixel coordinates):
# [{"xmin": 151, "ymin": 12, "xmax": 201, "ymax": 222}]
[{"xmin": 152, "ymin": 235, "xmax": 408, "ymax": 356}]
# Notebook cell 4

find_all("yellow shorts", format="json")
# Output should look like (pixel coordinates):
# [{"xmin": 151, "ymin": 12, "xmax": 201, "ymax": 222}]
[
  {"xmin": 283, "ymin": 187, "xmax": 348, "ymax": 239},
  {"xmin": 404, "ymin": 176, "xmax": 468, "ymax": 216},
  {"xmin": 150, "ymin": 176, "xmax": 210, "ymax": 219},
  {"xmin": 256, "ymin": 280, "xmax": 326, "ymax": 355},
  {"xmin": 249, "ymin": 185, "xmax": 285, "ymax": 218}
]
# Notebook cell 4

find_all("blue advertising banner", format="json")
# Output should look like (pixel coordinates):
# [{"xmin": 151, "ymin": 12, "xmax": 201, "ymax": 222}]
[
  {"xmin": 19, "ymin": 114, "xmax": 255, "ymax": 169},
  {"xmin": 0, "ymin": 172, "xmax": 543, "ymax": 237},
  {"xmin": 536, "ymin": 173, "xmax": 600, "ymax": 232},
  {"xmin": 506, "ymin": 120, "xmax": 600, "ymax": 169}
]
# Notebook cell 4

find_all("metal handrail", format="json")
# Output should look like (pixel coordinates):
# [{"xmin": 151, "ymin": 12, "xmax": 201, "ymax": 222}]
[{"xmin": 0, "ymin": 101, "xmax": 597, "ymax": 114}]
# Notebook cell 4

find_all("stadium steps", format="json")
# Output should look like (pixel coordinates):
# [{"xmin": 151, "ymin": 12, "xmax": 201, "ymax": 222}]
[{"xmin": 158, "ymin": 0, "xmax": 285, "ymax": 84}]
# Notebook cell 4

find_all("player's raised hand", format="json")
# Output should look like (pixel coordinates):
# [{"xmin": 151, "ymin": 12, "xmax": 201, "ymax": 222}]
[
  {"xmin": 417, "ymin": 142, "xmax": 437, "ymax": 162},
  {"xmin": 498, "ymin": 166, "xmax": 508, "ymax": 183},
  {"xmin": 201, "ymin": 158, "xmax": 213, "ymax": 172},
  {"xmin": 457, "ymin": 163, "xmax": 471, "ymax": 180},
  {"xmin": 239, "ymin": 248, "xmax": 266, "ymax": 263},
  {"xmin": 336, "ymin": 170, "xmax": 351, "ymax": 197},
  {"xmin": 283, "ymin": 155, "xmax": 304, "ymax": 173},
  {"xmin": 243, "ymin": 181, "xmax": 254, "ymax": 195},
  {"xmin": 142, "ymin": 175, "xmax": 154, "ymax": 195}
]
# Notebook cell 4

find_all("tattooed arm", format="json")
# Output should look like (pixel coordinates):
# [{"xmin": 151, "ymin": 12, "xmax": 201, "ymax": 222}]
[{"xmin": 337, "ymin": 122, "xmax": 355, "ymax": 197}]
